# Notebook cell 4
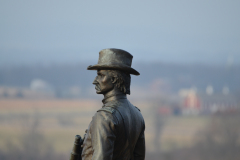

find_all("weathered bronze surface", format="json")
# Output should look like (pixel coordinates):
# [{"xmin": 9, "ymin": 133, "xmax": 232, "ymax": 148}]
[
  {"xmin": 81, "ymin": 48, "xmax": 145, "ymax": 160},
  {"xmin": 70, "ymin": 135, "xmax": 83, "ymax": 160}
]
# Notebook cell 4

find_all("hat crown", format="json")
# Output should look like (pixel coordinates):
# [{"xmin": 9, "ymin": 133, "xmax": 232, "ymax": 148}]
[{"xmin": 98, "ymin": 48, "xmax": 133, "ymax": 67}]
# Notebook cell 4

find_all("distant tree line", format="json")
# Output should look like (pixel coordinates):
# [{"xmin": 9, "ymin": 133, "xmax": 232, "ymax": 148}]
[{"xmin": 0, "ymin": 63, "xmax": 239, "ymax": 93}]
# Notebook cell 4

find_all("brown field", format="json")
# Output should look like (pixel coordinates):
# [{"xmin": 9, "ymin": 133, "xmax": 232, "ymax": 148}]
[{"xmin": 0, "ymin": 99, "xmax": 209, "ymax": 156}]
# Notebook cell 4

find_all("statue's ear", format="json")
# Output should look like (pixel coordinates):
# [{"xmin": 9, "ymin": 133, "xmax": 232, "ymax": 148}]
[{"xmin": 111, "ymin": 77, "xmax": 117, "ymax": 83}]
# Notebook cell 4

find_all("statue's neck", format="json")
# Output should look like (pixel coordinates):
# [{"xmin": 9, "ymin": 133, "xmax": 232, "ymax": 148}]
[{"xmin": 103, "ymin": 88, "xmax": 124, "ymax": 99}]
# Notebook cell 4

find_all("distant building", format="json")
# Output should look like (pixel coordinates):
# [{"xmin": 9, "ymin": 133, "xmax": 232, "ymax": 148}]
[
  {"xmin": 179, "ymin": 88, "xmax": 201, "ymax": 115},
  {"xmin": 199, "ymin": 93, "xmax": 238, "ymax": 113},
  {"xmin": 179, "ymin": 87, "xmax": 239, "ymax": 115},
  {"xmin": 183, "ymin": 91, "xmax": 201, "ymax": 109}
]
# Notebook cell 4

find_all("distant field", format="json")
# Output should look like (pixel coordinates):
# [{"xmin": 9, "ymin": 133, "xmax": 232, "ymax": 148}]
[{"xmin": 0, "ymin": 99, "xmax": 209, "ymax": 155}]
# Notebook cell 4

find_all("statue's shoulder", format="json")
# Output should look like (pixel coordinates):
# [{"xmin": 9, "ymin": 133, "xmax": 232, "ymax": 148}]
[
  {"xmin": 97, "ymin": 101, "xmax": 121, "ymax": 114},
  {"xmin": 97, "ymin": 107, "xmax": 116, "ymax": 114},
  {"xmin": 135, "ymin": 106, "xmax": 141, "ymax": 112}
]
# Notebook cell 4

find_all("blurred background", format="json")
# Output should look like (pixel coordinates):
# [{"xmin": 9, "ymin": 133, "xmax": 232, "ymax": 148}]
[{"xmin": 0, "ymin": 0, "xmax": 240, "ymax": 160}]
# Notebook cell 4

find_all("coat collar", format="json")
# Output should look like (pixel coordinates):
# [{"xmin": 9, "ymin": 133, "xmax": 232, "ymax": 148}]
[{"xmin": 102, "ymin": 94, "xmax": 127, "ymax": 105}]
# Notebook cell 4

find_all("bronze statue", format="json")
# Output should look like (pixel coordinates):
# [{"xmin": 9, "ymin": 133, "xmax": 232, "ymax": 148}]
[{"xmin": 71, "ymin": 48, "xmax": 145, "ymax": 160}]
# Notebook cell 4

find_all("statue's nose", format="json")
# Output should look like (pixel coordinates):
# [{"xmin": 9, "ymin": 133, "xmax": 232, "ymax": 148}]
[{"xmin": 92, "ymin": 77, "xmax": 98, "ymax": 85}]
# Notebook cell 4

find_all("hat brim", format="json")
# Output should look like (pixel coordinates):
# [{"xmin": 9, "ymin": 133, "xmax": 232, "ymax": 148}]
[{"xmin": 87, "ymin": 64, "xmax": 140, "ymax": 75}]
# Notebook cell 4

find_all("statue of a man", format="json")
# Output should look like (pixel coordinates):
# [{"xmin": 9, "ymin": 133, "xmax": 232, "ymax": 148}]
[{"xmin": 81, "ymin": 48, "xmax": 145, "ymax": 160}]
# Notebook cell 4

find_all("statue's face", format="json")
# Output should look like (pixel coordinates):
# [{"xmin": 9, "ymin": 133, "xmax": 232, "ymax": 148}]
[{"xmin": 92, "ymin": 70, "xmax": 114, "ymax": 94}]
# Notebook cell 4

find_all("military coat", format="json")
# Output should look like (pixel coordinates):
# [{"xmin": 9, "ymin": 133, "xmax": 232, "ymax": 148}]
[{"xmin": 81, "ymin": 94, "xmax": 145, "ymax": 160}]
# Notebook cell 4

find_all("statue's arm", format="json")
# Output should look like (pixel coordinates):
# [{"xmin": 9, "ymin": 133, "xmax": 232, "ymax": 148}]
[
  {"xmin": 133, "ymin": 125, "xmax": 145, "ymax": 160},
  {"xmin": 91, "ymin": 111, "xmax": 117, "ymax": 160}
]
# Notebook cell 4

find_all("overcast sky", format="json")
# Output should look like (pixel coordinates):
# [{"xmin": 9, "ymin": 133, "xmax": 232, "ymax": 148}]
[{"xmin": 0, "ymin": 0, "xmax": 240, "ymax": 66}]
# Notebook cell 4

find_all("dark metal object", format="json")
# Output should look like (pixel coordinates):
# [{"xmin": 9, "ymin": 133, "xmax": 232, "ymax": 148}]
[
  {"xmin": 69, "ymin": 135, "xmax": 83, "ymax": 160},
  {"xmin": 81, "ymin": 48, "xmax": 145, "ymax": 160},
  {"xmin": 87, "ymin": 48, "xmax": 140, "ymax": 75}
]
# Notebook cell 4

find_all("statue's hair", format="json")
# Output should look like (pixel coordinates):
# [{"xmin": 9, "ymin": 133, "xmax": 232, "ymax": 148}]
[{"xmin": 108, "ymin": 70, "xmax": 131, "ymax": 95}]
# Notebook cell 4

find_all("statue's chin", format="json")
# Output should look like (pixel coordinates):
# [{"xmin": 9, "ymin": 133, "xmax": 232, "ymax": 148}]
[
  {"xmin": 94, "ymin": 85, "xmax": 102, "ymax": 94},
  {"xmin": 95, "ymin": 90, "xmax": 103, "ymax": 94}
]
